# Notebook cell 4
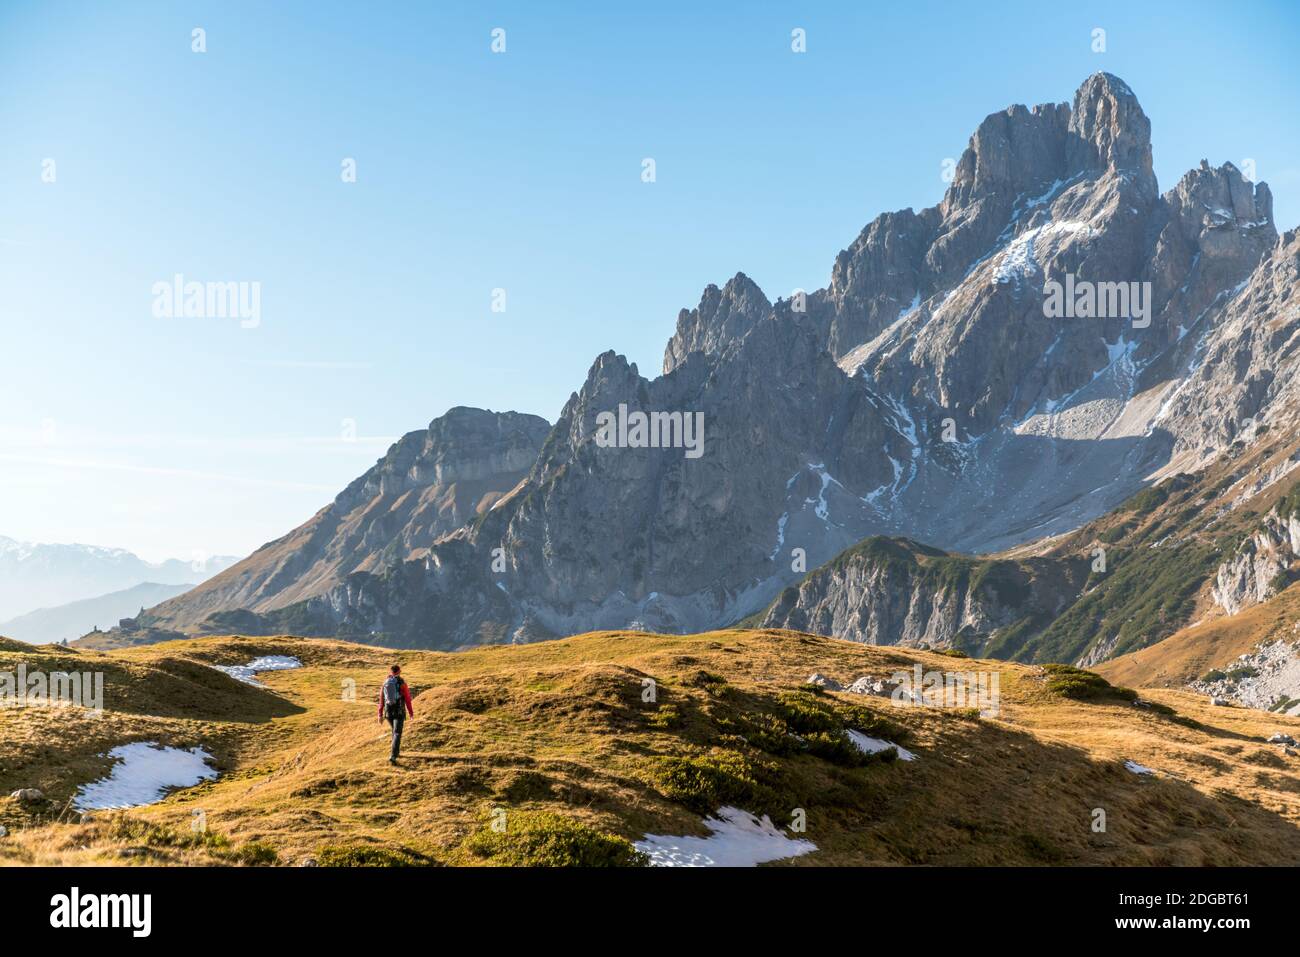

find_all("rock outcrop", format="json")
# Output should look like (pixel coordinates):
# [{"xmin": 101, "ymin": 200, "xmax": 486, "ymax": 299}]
[
  {"xmin": 1213, "ymin": 505, "xmax": 1300, "ymax": 615},
  {"xmin": 761, "ymin": 537, "xmax": 1089, "ymax": 654},
  {"xmin": 662, "ymin": 273, "xmax": 771, "ymax": 375}
]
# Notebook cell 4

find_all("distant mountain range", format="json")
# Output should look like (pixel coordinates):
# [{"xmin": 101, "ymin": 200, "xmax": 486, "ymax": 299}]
[
  {"xmin": 0, "ymin": 536, "xmax": 235, "ymax": 623},
  {"xmin": 99, "ymin": 73, "xmax": 1300, "ymax": 671},
  {"xmin": 0, "ymin": 581, "xmax": 193, "ymax": 644}
]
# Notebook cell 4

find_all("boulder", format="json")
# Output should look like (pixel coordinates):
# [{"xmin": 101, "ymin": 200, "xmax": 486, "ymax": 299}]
[
  {"xmin": 846, "ymin": 676, "xmax": 892, "ymax": 696},
  {"xmin": 9, "ymin": 788, "xmax": 43, "ymax": 802},
  {"xmin": 805, "ymin": 673, "xmax": 843, "ymax": 691}
]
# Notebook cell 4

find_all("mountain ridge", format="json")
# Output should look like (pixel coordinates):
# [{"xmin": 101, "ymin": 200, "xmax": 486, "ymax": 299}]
[
  {"xmin": 100, "ymin": 72, "xmax": 1297, "ymax": 661},
  {"xmin": 0, "ymin": 537, "xmax": 235, "ymax": 623},
  {"xmin": 0, "ymin": 581, "xmax": 192, "ymax": 645}
]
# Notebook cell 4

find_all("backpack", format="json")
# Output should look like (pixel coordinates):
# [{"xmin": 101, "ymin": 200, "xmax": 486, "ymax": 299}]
[{"xmin": 383, "ymin": 675, "xmax": 405, "ymax": 720}]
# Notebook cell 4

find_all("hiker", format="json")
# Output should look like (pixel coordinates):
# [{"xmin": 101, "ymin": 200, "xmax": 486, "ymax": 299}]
[{"xmin": 379, "ymin": 665, "xmax": 414, "ymax": 765}]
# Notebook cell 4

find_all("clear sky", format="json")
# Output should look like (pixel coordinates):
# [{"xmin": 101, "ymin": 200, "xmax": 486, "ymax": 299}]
[{"xmin": 2, "ymin": 0, "xmax": 1298, "ymax": 563}]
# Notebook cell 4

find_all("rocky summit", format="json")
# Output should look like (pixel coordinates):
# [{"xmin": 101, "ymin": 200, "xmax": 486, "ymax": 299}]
[{"xmin": 104, "ymin": 73, "xmax": 1297, "ymax": 657}]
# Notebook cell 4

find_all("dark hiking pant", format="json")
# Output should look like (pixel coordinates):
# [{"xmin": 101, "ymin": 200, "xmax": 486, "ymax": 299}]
[{"xmin": 387, "ymin": 716, "xmax": 404, "ymax": 760}]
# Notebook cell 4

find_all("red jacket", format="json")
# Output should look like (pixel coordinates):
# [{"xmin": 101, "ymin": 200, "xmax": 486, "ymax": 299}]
[{"xmin": 379, "ymin": 676, "xmax": 414, "ymax": 719}]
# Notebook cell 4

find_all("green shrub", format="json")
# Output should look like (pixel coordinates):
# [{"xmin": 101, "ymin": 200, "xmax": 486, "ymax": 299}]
[
  {"xmin": 645, "ymin": 703, "xmax": 683, "ymax": 730},
  {"xmin": 717, "ymin": 712, "xmax": 798, "ymax": 755},
  {"xmin": 105, "ymin": 816, "xmax": 229, "ymax": 852},
  {"xmin": 774, "ymin": 692, "xmax": 843, "ymax": 735},
  {"xmin": 682, "ymin": 670, "xmax": 728, "ymax": 692},
  {"xmin": 653, "ymin": 751, "xmax": 769, "ymax": 814},
  {"xmin": 316, "ymin": 844, "xmax": 434, "ymax": 867},
  {"xmin": 802, "ymin": 730, "xmax": 894, "ymax": 767},
  {"xmin": 1276, "ymin": 481, "xmax": 1300, "ymax": 521},
  {"xmin": 1099, "ymin": 523, "xmax": 1132, "ymax": 544},
  {"xmin": 465, "ymin": 810, "xmax": 646, "ymax": 867},
  {"xmin": 1124, "ymin": 485, "xmax": 1168, "ymax": 516},
  {"xmin": 1041, "ymin": 664, "xmax": 1137, "ymax": 702},
  {"xmin": 233, "ymin": 841, "xmax": 279, "ymax": 866}
]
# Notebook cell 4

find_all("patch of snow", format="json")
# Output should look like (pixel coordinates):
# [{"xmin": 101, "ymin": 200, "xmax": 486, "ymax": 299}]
[
  {"xmin": 863, "ymin": 455, "xmax": 904, "ymax": 508},
  {"xmin": 213, "ymin": 655, "xmax": 302, "ymax": 687},
  {"xmin": 856, "ymin": 392, "xmax": 921, "ymax": 507},
  {"xmin": 1105, "ymin": 335, "xmax": 1136, "ymax": 367},
  {"xmin": 847, "ymin": 729, "xmax": 917, "ymax": 761},
  {"xmin": 992, "ymin": 230, "xmax": 1040, "ymax": 286},
  {"xmin": 992, "ymin": 220, "xmax": 1095, "ymax": 288},
  {"xmin": 635, "ymin": 806, "xmax": 817, "ymax": 867},
  {"xmin": 74, "ymin": 742, "xmax": 218, "ymax": 810},
  {"xmin": 769, "ymin": 512, "xmax": 789, "ymax": 560},
  {"xmin": 1025, "ymin": 178, "xmax": 1068, "ymax": 209},
  {"xmin": 811, "ymin": 470, "xmax": 832, "ymax": 521},
  {"xmin": 1123, "ymin": 759, "xmax": 1156, "ymax": 776}
]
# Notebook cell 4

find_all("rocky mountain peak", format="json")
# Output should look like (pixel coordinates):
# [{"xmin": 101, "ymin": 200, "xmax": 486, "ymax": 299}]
[
  {"xmin": 663, "ymin": 272, "xmax": 772, "ymax": 374},
  {"xmin": 1066, "ymin": 72, "xmax": 1153, "ymax": 184},
  {"xmin": 335, "ymin": 406, "xmax": 550, "ymax": 511},
  {"xmin": 944, "ymin": 101, "xmax": 1072, "ymax": 211},
  {"xmin": 942, "ymin": 72, "xmax": 1154, "ymax": 217}
]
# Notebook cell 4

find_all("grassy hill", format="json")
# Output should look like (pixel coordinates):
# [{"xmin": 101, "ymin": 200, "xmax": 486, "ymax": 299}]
[{"xmin": 4, "ymin": 628, "xmax": 1300, "ymax": 866}]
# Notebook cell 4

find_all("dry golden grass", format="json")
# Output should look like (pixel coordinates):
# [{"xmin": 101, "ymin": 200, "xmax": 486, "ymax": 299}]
[{"xmin": 4, "ymin": 628, "xmax": 1300, "ymax": 866}]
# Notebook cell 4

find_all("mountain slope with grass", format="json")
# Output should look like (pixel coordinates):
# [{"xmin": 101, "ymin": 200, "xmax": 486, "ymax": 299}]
[
  {"xmin": 6, "ymin": 628, "xmax": 1300, "ymax": 866},
  {"xmin": 1096, "ymin": 582, "xmax": 1300, "ymax": 692},
  {"xmin": 761, "ymin": 436, "xmax": 1300, "ymax": 667}
]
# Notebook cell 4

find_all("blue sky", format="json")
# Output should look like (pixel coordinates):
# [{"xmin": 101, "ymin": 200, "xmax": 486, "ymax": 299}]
[{"xmin": 2, "ymin": 0, "xmax": 1298, "ymax": 562}]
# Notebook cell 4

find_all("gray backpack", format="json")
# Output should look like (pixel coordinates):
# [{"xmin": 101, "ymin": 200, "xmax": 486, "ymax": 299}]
[{"xmin": 383, "ymin": 675, "xmax": 404, "ymax": 719}]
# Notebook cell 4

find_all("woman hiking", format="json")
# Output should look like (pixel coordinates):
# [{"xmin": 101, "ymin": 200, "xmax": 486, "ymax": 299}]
[{"xmin": 379, "ymin": 664, "xmax": 415, "ymax": 765}]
